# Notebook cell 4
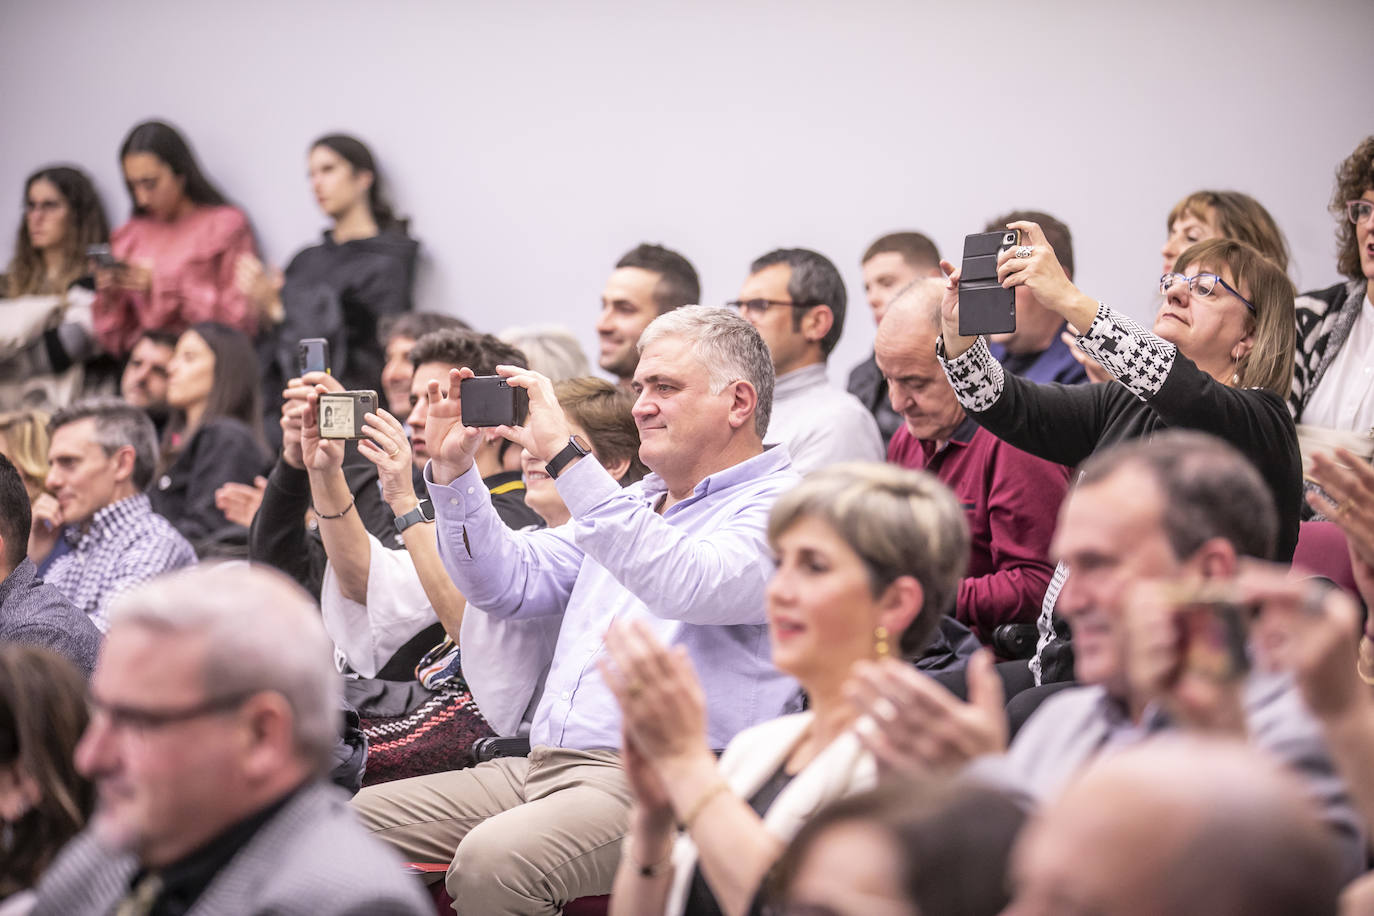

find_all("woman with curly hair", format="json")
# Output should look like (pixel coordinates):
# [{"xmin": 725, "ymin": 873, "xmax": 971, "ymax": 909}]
[{"xmin": 1291, "ymin": 136, "xmax": 1374, "ymax": 460}]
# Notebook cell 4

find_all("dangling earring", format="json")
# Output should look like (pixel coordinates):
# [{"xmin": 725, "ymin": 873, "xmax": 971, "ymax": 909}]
[{"xmin": 874, "ymin": 626, "xmax": 890, "ymax": 659}]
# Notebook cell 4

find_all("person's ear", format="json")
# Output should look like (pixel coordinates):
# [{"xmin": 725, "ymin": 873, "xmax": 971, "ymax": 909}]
[
  {"xmin": 1231, "ymin": 332, "xmax": 1254, "ymax": 363},
  {"xmin": 357, "ymin": 169, "xmax": 375, "ymax": 195},
  {"xmin": 877, "ymin": 575, "xmax": 925, "ymax": 647},
  {"xmin": 110, "ymin": 444, "xmax": 137, "ymax": 485},
  {"xmin": 726, "ymin": 379, "xmax": 759, "ymax": 432},
  {"xmin": 801, "ymin": 305, "xmax": 834, "ymax": 345},
  {"xmin": 237, "ymin": 692, "xmax": 294, "ymax": 782},
  {"xmin": 1189, "ymin": 537, "xmax": 1240, "ymax": 580},
  {"xmin": 601, "ymin": 454, "xmax": 632, "ymax": 483}
]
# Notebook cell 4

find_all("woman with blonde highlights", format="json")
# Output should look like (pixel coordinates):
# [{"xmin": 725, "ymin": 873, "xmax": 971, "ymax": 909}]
[{"xmin": 603, "ymin": 463, "xmax": 968, "ymax": 916}]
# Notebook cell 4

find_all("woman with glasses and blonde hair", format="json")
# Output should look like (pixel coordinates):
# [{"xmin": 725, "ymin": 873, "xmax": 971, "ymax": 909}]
[
  {"xmin": 1290, "ymin": 136, "xmax": 1374, "ymax": 466},
  {"xmin": 937, "ymin": 220, "xmax": 1299, "ymax": 685},
  {"xmin": 601, "ymin": 463, "xmax": 969, "ymax": 916}
]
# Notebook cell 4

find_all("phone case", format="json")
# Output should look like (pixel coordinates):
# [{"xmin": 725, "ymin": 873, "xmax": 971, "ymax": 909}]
[
  {"xmin": 460, "ymin": 377, "xmax": 529, "ymax": 427},
  {"xmin": 959, "ymin": 230, "xmax": 1018, "ymax": 336}
]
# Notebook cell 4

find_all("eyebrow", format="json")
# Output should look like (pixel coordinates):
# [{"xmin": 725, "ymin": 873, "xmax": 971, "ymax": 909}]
[{"xmin": 633, "ymin": 372, "xmax": 683, "ymax": 387}]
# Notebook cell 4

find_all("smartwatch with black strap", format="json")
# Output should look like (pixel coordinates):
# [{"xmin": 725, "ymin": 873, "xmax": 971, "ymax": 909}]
[
  {"xmin": 545, "ymin": 435, "xmax": 592, "ymax": 480},
  {"xmin": 393, "ymin": 498, "xmax": 436, "ymax": 534}
]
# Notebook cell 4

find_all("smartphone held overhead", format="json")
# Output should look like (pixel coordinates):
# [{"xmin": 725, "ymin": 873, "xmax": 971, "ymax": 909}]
[
  {"xmin": 298, "ymin": 337, "xmax": 331, "ymax": 376},
  {"xmin": 460, "ymin": 376, "xmax": 527, "ymax": 428},
  {"xmin": 319, "ymin": 390, "xmax": 377, "ymax": 439},
  {"xmin": 959, "ymin": 229, "xmax": 1019, "ymax": 336}
]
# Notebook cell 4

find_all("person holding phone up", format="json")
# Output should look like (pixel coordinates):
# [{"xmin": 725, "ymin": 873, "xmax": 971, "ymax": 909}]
[{"xmin": 934, "ymin": 221, "xmax": 1302, "ymax": 687}]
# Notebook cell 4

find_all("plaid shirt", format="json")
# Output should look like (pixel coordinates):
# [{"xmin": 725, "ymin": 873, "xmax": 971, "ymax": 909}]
[{"xmin": 45, "ymin": 493, "xmax": 196, "ymax": 631}]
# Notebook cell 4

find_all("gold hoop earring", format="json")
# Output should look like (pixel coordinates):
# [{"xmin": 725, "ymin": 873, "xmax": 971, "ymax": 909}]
[{"xmin": 874, "ymin": 626, "xmax": 890, "ymax": 659}]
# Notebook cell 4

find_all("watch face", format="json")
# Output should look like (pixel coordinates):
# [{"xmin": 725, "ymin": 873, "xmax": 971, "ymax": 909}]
[{"xmin": 570, "ymin": 435, "xmax": 591, "ymax": 455}]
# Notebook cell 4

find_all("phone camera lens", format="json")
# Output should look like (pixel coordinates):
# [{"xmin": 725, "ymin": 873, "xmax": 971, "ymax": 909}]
[{"xmin": 1004, "ymin": 233, "xmax": 1016, "ymax": 244}]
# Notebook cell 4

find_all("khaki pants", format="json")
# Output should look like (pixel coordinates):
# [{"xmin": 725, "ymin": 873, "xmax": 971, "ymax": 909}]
[{"xmin": 352, "ymin": 746, "xmax": 632, "ymax": 915}]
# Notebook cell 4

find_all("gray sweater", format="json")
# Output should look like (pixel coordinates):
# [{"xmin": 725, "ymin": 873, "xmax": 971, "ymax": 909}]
[{"xmin": 0, "ymin": 558, "xmax": 101, "ymax": 676}]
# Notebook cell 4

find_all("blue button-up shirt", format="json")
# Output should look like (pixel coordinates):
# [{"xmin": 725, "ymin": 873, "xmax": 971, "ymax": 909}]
[{"xmin": 426, "ymin": 445, "xmax": 802, "ymax": 750}]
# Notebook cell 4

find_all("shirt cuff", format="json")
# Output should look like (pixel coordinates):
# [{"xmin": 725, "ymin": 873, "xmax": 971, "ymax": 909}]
[
  {"xmin": 554, "ymin": 455, "xmax": 622, "ymax": 519},
  {"xmin": 423, "ymin": 459, "xmax": 488, "ymax": 520},
  {"xmin": 1073, "ymin": 302, "xmax": 1176, "ymax": 402},
  {"xmin": 936, "ymin": 335, "xmax": 1005, "ymax": 413}
]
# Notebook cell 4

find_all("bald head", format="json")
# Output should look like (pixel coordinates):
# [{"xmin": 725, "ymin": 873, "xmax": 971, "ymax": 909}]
[
  {"xmin": 874, "ymin": 277, "xmax": 946, "ymax": 358},
  {"xmin": 1007, "ymin": 737, "xmax": 1341, "ymax": 916}
]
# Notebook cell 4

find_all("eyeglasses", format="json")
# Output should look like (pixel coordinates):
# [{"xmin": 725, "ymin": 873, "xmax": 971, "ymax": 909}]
[
  {"xmin": 23, "ymin": 199, "xmax": 64, "ymax": 214},
  {"xmin": 88, "ymin": 690, "xmax": 256, "ymax": 735},
  {"xmin": 1159, "ymin": 272, "xmax": 1256, "ymax": 315},
  {"xmin": 1346, "ymin": 200, "xmax": 1374, "ymax": 225},
  {"xmin": 727, "ymin": 298, "xmax": 819, "ymax": 318}
]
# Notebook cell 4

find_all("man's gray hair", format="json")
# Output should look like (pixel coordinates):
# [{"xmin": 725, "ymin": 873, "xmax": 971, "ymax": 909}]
[
  {"xmin": 637, "ymin": 305, "xmax": 775, "ymax": 437},
  {"xmin": 50, "ymin": 397, "xmax": 159, "ymax": 490},
  {"xmin": 107, "ymin": 563, "xmax": 343, "ymax": 775}
]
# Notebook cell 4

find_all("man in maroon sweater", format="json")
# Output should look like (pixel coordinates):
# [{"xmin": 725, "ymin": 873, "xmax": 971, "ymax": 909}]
[{"xmin": 877, "ymin": 278, "xmax": 1069, "ymax": 645}]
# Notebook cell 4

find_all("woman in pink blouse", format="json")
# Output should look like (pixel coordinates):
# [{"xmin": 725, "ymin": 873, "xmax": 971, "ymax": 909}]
[{"xmin": 93, "ymin": 120, "xmax": 258, "ymax": 357}]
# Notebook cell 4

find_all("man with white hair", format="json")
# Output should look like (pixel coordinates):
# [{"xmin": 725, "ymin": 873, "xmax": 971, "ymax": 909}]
[
  {"xmin": 32, "ymin": 565, "xmax": 431, "ymax": 916},
  {"xmin": 1005, "ymin": 737, "xmax": 1343, "ymax": 916},
  {"xmin": 354, "ymin": 305, "xmax": 801, "ymax": 913}
]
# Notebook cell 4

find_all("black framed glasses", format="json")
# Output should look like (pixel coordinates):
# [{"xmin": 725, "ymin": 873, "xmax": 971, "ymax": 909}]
[
  {"xmin": 1159, "ymin": 272, "xmax": 1256, "ymax": 315},
  {"xmin": 1346, "ymin": 200, "xmax": 1374, "ymax": 225},
  {"xmin": 89, "ymin": 690, "xmax": 257, "ymax": 734},
  {"xmin": 727, "ymin": 298, "xmax": 820, "ymax": 318}
]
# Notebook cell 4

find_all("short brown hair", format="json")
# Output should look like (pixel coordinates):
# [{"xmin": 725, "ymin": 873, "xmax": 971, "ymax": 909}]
[
  {"xmin": 862, "ymin": 232, "xmax": 941, "ymax": 272},
  {"xmin": 1331, "ymin": 136, "xmax": 1374, "ymax": 281},
  {"xmin": 1174, "ymin": 238, "xmax": 1295, "ymax": 397},
  {"xmin": 1167, "ymin": 191, "xmax": 1289, "ymax": 273},
  {"xmin": 985, "ymin": 210, "xmax": 1074, "ymax": 280},
  {"xmin": 767, "ymin": 463, "xmax": 967, "ymax": 658},
  {"xmin": 554, "ymin": 377, "xmax": 647, "ymax": 485}
]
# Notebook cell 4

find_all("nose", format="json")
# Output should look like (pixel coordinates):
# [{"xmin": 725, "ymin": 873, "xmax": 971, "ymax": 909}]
[
  {"xmin": 44, "ymin": 467, "xmax": 60, "ymax": 491},
  {"xmin": 631, "ymin": 389, "xmax": 656, "ymax": 420},
  {"xmin": 406, "ymin": 399, "xmax": 427, "ymax": 429},
  {"xmin": 73, "ymin": 714, "xmax": 116, "ymax": 779},
  {"xmin": 886, "ymin": 380, "xmax": 912, "ymax": 413},
  {"xmin": 595, "ymin": 305, "xmax": 615, "ymax": 335},
  {"xmin": 765, "ymin": 566, "xmax": 793, "ymax": 609}
]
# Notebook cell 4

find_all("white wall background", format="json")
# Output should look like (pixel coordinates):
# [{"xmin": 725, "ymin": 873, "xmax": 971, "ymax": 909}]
[{"xmin": 2, "ymin": 0, "xmax": 1367, "ymax": 382}]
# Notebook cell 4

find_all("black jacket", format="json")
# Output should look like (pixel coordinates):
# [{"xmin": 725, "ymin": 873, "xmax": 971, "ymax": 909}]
[{"xmin": 150, "ymin": 418, "xmax": 271, "ymax": 555}]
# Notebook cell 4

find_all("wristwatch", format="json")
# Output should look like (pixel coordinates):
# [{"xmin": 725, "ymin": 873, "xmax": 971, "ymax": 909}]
[
  {"xmin": 545, "ymin": 435, "xmax": 592, "ymax": 480},
  {"xmin": 393, "ymin": 499, "xmax": 436, "ymax": 534}
]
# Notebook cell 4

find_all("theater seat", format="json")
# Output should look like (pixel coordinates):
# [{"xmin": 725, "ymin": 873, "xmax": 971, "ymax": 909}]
[
  {"xmin": 407, "ymin": 863, "xmax": 610, "ymax": 915},
  {"xmin": 1292, "ymin": 521, "xmax": 1357, "ymax": 596}
]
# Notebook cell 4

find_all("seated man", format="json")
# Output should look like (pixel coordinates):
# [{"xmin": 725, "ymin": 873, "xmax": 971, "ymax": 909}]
[
  {"xmin": 31, "ymin": 565, "xmax": 432, "ymax": 916},
  {"xmin": 1006, "ymin": 737, "xmax": 1343, "ymax": 916},
  {"xmin": 849, "ymin": 431, "xmax": 1365, "ymax": 878},
  {"xmin": 847, "ymin": 231, "xmax": 943, "ymax": 445},
  {"xmin": 734, "ymin": 248, "xmax": 884, "ymax": 474},
  {"xmin": 353, "ymin": 305, "xmax": 802, "ymax": 913},
  {"xmin": 248, "ymin": 312, "xmax": 466, "ymax": 598},
  {"xmin": 118, "ymin": 328, "xmax": 178, "ymax": 436},
  {"xmin": 596, "ymin": 243, "xmax": 700, "ymax": 388},
  {"xmin": 878, "ymin": 279, "xmax": 1067, "ymax": 644},
  {"xmin": 29, "ymin": 399, "xmax": 195, "ymax": 631},
  {"xmin": 984, "ymin": 210, "xmax": 1088, "ymax": 385},
  {"xmin": 0, "ymin": 454, "xmax": 100, "ymax": 676}
]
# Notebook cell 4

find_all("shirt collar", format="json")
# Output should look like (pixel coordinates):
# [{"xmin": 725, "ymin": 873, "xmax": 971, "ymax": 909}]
[
  {"xmin": 637, "ymin": 443, "xmax": 793, "ymax": 507},
  {"xmin": 773, "ymin": 363, "xmax": 828, "ymax": 399},
  {"xmin": 483, "ymin": 469, "xmax": 526, "ymax": 495},
  {"xmin": 68, "ymin": 493, "xmax": 152, "ymax": 547}
]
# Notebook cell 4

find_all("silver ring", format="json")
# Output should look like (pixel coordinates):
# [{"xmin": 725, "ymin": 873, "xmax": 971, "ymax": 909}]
[{"xmin": 1015, "ymin": 246, "xmax": 1034, "ymax": 259}]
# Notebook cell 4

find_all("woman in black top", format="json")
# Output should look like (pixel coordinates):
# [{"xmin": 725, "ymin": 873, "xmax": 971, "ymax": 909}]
[
  {"xmin": 938, "ymin": 221, "xmax": 1299, "ymax": 682},
  {"xmin": 151, "ymin": 322, "xmax": 269, "ymax": 552},
  {"xmin": 238, "ymin": 134, "xmax": 418, "ymax": 420}
]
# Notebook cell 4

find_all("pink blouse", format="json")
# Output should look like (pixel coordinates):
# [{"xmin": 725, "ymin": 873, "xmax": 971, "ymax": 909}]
[{"xmin": 94, "ymin": 205, "xmax": 258, "ymax": 355}]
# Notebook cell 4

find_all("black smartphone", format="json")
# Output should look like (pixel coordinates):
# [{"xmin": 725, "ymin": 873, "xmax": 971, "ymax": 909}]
[
  {"xmin": 958, "ymin": 229, "xmax": 1019, "ymax": 336},
  {"xmin": 318, "ymin": 390, "xmax": 378, "ymax": 439},
  {"xmin": 86, "ymin": 243, "xmax": 128, "ymax": 271},
  {"xmin": 460, "ymin": 376, "xmax": 528, "ymax": 427},
  {"xmin": 298, "ymin": 337, "xmax": 330, "ymax": 377}
]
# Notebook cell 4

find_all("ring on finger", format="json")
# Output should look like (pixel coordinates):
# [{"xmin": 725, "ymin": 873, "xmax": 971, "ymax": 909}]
[{"xmin": 1014, "ymin": 246, "xmax": 1034, "ymax": 259}]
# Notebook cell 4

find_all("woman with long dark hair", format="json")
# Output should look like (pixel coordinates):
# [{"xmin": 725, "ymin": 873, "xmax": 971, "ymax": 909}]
[
  {"xmin": 0, "ymin": 167, "xmax": 110, "ymax": 410},
  {"xmin": 239, "ymin": 133, "xmax": 417, "ymax": 408},
  {"xmin": 150, "ymin": 322, "xmax": 269, "ymax": 552},
  {"xmin": 0, "ymin": 644, "xmax": 93, "ymax": 913},
  {"xmin": 92, "ymin": 120, "xmax": 259, "ymax": 357}
]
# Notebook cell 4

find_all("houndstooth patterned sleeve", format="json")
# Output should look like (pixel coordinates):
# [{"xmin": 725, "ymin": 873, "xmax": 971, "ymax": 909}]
[
  {"xmin": 1073, "ymin": 303, "xmax": 1177, "ymax": 402},
  {"xmin": 936, "ymin": 335, "xmax": 1006, "ymax": 413}
]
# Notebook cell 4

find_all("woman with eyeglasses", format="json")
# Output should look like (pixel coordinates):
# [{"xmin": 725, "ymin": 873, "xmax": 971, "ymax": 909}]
[
  {"xmin": 936, "ymin": 222, "xmax": 1299, "ymax": 685},
  {"xmin": 0, "ymin": 167, "xmax": 110, "ymax": 411},
  {"xmin": 1290, "ymin": 136, "xmax": 1374, "ymax": 465},
  {"xmin": 92, "ymin": 120, "xmax": 259, "ymax": 359}
]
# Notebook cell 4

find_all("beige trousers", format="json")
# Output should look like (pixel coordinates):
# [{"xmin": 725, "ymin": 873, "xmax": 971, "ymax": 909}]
[{"xmin": 352, "ymin": 746, "xmax": 632, "ymax": 915}]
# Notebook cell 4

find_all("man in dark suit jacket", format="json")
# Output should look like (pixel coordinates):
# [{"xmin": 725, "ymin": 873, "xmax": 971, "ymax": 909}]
[{"xmin": 32, "ymin": 564, "xmax": 430, "ymax": 916}]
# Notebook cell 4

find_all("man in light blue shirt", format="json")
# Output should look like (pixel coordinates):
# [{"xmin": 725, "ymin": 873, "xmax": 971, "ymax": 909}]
[{"xmin": 354, "ymin": 306, "xmax": 801, "ymax": 914}]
